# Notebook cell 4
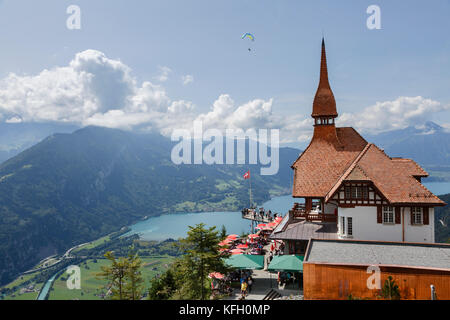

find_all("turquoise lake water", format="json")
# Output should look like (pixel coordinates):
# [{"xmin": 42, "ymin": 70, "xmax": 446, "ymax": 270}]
[
  {"xmin": 122, "ymin": 195, "xmax": 295, "ymax": 241},
  {"xmin": 124, "ymin": 182, "xmax": 449, "ymax": 241}
]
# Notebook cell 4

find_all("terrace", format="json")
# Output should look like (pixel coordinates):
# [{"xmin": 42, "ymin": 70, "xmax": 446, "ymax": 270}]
[{"xmin": 288, "ymin": 201, "xmax": 337, "ymax": 223}]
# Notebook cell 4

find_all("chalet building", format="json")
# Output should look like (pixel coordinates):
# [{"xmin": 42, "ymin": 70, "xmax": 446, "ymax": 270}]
[{"xmin": 270, "ymin": 39, "xmax": 446, "ymax": 253}]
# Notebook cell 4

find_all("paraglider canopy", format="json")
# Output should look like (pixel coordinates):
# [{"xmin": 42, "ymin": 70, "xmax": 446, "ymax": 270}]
[{"xmin": 241, "ymin": 33, "xmax": 255, "ymax": 41}]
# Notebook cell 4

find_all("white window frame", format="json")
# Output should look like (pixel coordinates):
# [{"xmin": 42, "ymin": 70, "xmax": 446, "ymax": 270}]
[
  {"xmin": 340, "ymin": 216, "xmax": 346, "ymax": 235},
  {"xmin": 347, "ymin": 217, "xmax": 353, "ymax": 237},
  {"xmin": 351, "ymin": 187, "xmax": 359, "ymax": 199},
  {"xmin": 383, "ymin": 206, "xmax": 394, "ymax": 224},
  {"xmin": 412, "ymin": 207, "xmax": 423, "ymax": 225}
]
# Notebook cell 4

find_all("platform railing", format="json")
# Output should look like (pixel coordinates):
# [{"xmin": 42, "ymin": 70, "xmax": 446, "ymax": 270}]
[{"xmin": 289, "ymin": 203, "xmax": 337, "ymax": 223}]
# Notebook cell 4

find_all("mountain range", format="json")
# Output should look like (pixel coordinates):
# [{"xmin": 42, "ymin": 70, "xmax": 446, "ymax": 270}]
[
  {"xmin": 0, "ymin": 123, "xmax": 78, "ymax": 164},
  {"xmin": 0, "ymin": 126, "xmax": 298, "ymax": 285},
  {"xmin": 1, "ymin": 120, "xmax": 450, "ymax": 285},
  {"xmin": 365, "ymin": 121, "xmax": 450, "ymax": 181}
]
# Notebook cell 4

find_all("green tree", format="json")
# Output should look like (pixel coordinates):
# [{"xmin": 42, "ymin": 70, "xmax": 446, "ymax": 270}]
[
  {"xmin": 381, "ymin": 276, "xmax": 400, "ymax": 300},
  {"xmin": 148, "ymin": 269, "xmax": 176, "ymax": 300},
  {"xmin": 220, "ymin": 225, "xmax": 227, "ymax": 240},
  {"xmin": 97, "ymin": 251, "xmax": 128, "ymax": 300},
  {"xmin": 97, "ymin": 248, "xmax": 144, "ymax": 300},
  {"xmin": 177, "ymin": 223, "xmax": 230, "ymax": 300},
  {"xmin": 124, "ymin": 248, "xmax": 144, "ymax": 300}
]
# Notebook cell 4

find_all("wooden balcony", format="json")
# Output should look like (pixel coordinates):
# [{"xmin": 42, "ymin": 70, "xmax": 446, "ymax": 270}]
[{"xmin": 289, "ymin": 203, "xmax": 337, "ymax": 223}]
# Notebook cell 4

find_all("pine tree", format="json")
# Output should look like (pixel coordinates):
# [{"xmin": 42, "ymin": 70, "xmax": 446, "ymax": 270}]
[
  {"xmin": 178, "ymin": 223, "xmax": 230, "ymax": 300},
  {"xmin": 97, "ymin": 248, "xmax": 144, "ymax": 300},
  {"xmin": 97, "ymin": 251, "xmax": 129, "ymax": 300},
  {"xmin": 124, "ymin": 247, "xmax": 144, "ymax": 300},
  {"xmin": 148, "ymin": 269, "xmax": 176, "ymax": 300},
  {"xmin": 220, "ymin": 225, "xmax": 227, "ymax": 240}
]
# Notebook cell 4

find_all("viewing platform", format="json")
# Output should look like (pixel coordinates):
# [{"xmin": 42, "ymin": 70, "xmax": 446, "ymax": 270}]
[{"xmin": 241, "ymin": 208, "xmax": 275, "ymax": 223}]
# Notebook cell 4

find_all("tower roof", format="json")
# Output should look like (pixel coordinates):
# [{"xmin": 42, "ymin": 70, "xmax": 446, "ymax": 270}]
[{"xmin": 312, "ymin": 39, "xmax": 338, "ymax": 118}]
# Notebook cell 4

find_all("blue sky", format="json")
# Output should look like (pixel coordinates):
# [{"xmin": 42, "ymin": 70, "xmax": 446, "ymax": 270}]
[{"xmin": 0, "ymin": 0, "xmax": 449, "ymax": 146}]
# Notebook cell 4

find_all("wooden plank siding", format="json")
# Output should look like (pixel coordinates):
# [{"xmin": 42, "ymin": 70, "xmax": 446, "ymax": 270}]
[{"xmin": 303, "ymin": 263, "xmax": 450, "ymax": 300}]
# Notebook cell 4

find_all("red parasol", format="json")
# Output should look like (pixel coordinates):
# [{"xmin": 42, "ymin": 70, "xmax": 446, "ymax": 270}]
[
  {"xmin": 218, "ymin": 239, "xmax": 232, "ymax": 246},
  {"xmin": 208, "ymin": 272, "xmax": 225, "ymax": 279},
  {"xmin": 230, "ymin": 249, "xmax": 245, "ymax": 255}
]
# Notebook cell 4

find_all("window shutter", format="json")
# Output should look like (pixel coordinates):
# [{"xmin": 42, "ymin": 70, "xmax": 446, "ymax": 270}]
[
  {"xmin": 423, "ymin": 207, "xmax": 429, "ymax": 225},
  {"xmin": 395, "ymin": 207, "xmax": 401, "ymax": 224},
  {"xmin": 377, "ymin": 205, "xmax": 382, "ymax": 223}
]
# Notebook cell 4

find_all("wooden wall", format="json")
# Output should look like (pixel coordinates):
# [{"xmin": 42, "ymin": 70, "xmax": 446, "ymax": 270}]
[{"xmin": 303, "ymin": 263, "xmax": 450, "ymax": 300}]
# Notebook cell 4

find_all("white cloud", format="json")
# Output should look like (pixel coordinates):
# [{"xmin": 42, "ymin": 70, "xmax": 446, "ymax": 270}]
[
  {"xmin": 5, "ymin": 116, "xmax": 22, "ymax": 124},
  {"xmin": 337, "ymin": 96, "xmax": 449, "ymax": 134},
  {"xmin": 0, "ymin": 50, "xmax": 197, "ymax": 132},
  {"xmin": 440, "ymin": 123, "xmax": 450, "ymax": 133},
  {"xmin": 181, "ymin": 74, "xmax": 194, "ymax": 86},
  {"xmin": 0, "ymin": 50, "xmax": 447, "ymax": 146},
  {"xmin": 0, "ymin": 47, "xmax": 325, "ymax": 145},
  {"xmin": 194, "ymin": 94, "xmax": 312, "ymax": 143},
  {"xmin": 155, "ymin": 66, "xmax": 171, "ymax": 82}
]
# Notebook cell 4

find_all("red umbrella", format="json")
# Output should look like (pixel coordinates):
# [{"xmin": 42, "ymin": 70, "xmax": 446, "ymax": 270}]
[
  {"xmin": 226, "ymin": 234, "xmax": 239, "ymax": 239},
  {"xmin": 248, "ymin": 234, "xmax": 259, "ymax": 239},
  {"xmin": 275, "ymin": 216, "xmax": 283, "ymax": 222},
  {"xmin": 230, "ymin": 249, "xmax": 245, "ymax": 254},
  {"xmin": 258, "ymin": 224, "xmax": 273, "ymax": 231},
  {"xmin": 236, "ymin": 244, "xmax": 248, "ymax": 249},
  {"xmin": 208, "ymin": 272, "xmax": 224, "ymax": 279},
  {"xmin": 218, "ymin": 240, "xmax": 232, "ymax": 246},
  {"xmin": 255, "ymin": 224, "xmax": 266, "ymax": 230}
]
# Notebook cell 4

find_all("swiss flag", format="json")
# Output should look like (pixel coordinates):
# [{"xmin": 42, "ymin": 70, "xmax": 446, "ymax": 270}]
[{"xmin": 243, "ymin": 170, "xmax": 250, "ymax": 180}]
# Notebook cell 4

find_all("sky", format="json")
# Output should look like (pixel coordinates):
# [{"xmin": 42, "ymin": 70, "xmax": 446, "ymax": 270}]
[{"xmin": 0, "ymin": 0, "xmax": 449, "ymax": 147}]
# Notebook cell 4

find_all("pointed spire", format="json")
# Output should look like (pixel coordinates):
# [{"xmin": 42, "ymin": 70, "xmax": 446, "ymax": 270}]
[{"xmin": 312, "ymin": 38, "xmax": 338, "ymax": 118}]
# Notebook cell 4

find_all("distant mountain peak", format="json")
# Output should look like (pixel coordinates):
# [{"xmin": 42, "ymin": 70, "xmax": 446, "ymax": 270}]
[{"xmin": 414, "ymin": 121, "xmax": 443, "ymax": 135}]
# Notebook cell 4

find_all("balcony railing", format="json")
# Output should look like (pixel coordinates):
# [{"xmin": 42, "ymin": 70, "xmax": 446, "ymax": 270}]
[{"xmin": 289, "ymin": 203, "xmax": 337, "ymax": 223}]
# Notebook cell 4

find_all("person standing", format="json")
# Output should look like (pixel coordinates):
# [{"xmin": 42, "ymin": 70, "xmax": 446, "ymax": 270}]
[
  {"xmin": 241, "ymin": 280, "xmax": 248, "ymax": 297},
  {"xmin": 247, "ymin": 277, "xmax": 253, "ymax": 293}
]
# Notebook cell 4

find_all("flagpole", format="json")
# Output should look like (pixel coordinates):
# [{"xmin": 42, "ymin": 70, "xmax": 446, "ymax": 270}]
[{"xmin": 248, "ymin": 169, "xmax": 252, "ymax": 208}]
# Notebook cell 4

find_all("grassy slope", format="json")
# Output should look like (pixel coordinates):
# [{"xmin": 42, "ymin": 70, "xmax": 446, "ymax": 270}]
[{"xmin": 48, "ymin": 256, "xmax": 175, "ymax": 300}]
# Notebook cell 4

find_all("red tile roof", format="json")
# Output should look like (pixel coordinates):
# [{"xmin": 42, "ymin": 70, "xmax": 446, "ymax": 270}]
[
  {"xmin": 292, "ymin": 127, "xmax": 368, "ymax": 197},
  {"xmin": 391, "ymin": 158, "xmax": 429, "ymax": 177},
  {"xmin": 324, "ymin": 144, "xmax": 445, "ymax": 205}
]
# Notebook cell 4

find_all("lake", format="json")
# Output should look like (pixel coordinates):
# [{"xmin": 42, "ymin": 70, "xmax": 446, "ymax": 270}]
[
  {"xmin": 124, "ymin": 181, "xmax": 449, "ymax": 242},
  {"xmin": 123, "ymin": 195, "xmax": 295, "ymax": 241}
]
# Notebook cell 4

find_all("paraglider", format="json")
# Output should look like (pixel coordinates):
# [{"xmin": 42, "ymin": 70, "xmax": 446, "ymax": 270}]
[
  {"xmin": 242, "ymin": 33, "xmax": 255, "ymax": 41},
  {"xmin": 242, "ymin": 33, "xmax": 255, "ymax": 52}
]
